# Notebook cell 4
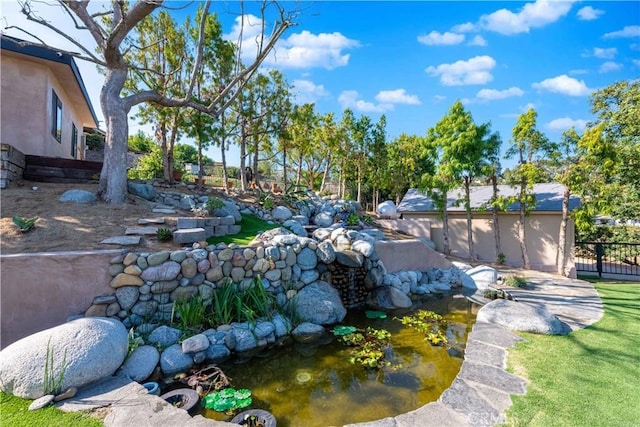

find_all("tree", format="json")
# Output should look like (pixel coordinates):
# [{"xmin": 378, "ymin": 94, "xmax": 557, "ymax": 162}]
[
  {"xmin": 128, "ymin": 131, "xmax": 154, "ymax": 153},
  {"xmin": 386, "ymin": 134, "xmax": 433, "ymax": 205},
  {"xmin": 11, "ymin": 0, "xmax": 295, "ymax": 203},
  {"xmin": 505, "ymin": 108, "xmax": 556, "ymax": 269},
  {"xmin": 368, "ymin": 116, "xmax": 388, "ymax": 209}
]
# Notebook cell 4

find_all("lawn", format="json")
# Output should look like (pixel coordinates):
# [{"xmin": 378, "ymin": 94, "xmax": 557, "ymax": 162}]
[
  {"xmin": 504, "ymin": 278, "xmax": 640, "ymax": 427},
  {"xmin": 206, "ymin": 213, "xmax": 280, "ymax": 246},
  {"xmin": 0, "ymin": 392, "xmax": 103, "ymax": 427}
]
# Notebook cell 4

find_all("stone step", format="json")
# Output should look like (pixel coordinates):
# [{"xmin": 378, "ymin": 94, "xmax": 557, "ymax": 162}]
[
  {"xmin": 100, "ymin": 236, "xmax": 142, "ymax": 245},
  {"xmin": 138, "ymin": 218, "xmax": 166, "ymax": 225},
  {"xmin": 152, "ymin": 208, "xmax": 176, "ymax": 214},
  {"xmin": 125, "ymin": 227, "xmax": 159, "ymax": 236},
  {"xmin": 173, "ymin": 228, "xmax": 207, "ymax": 244}
]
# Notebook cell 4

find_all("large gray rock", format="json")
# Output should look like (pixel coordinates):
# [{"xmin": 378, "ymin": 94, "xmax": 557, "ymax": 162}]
[
  {"xmin": 313, "ymin": 212, "xmax": 334, "ymax": 227},
  {"xmin": 297, "ymin": 248, "xmax": 318, "ymax": 270},
  {"xmin": 367, "ymin": 286, "xmax": 413, "ymax": 309},
  {"xmin": 477, "ymin": 299, "xmax": 571, "ymax": 335},
  {"xmin": 0, "ymin": 317, "xmax": 128, "ymax": 399},
  {"xmin": 291, "ymin": 322, "xmax": 326, "ymax": 343},
  {"xmin": 214, "ymin": 201, "xmax": 241, "ymax": 223},
  {"xmin": 127, "ymin": 182, "xmax": 158, "ymax": 201},
  {"xmin": 272, "ymin": 206, "xmax": 293, "ymax": 221},
  {"xmin": 159, "ymin": 344, "xmax": 193, "ymax": 375},
  {"xmin": 316, "ymin": 240, "xmax": 336, "ymax": 264},
  {"xmin": 59, "ymin": 189, "xmax": 97, "ymax": 204},
  {"xmin": 462, "ymin": 265, "xmax": 498, "ymax": 290},
  {"xmin": 147, "ymin": 325, "xmax": 182, "ymax": 348},
  {"xmin": 119, "ymin": 345, "xmax": 160, "ymax": 382},
  {"xmin": 294, "ymin": 281, "xmax": 346, "ymax": 325}
]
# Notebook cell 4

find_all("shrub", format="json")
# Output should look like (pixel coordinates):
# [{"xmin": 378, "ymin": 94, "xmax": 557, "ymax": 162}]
[
  {"xmin": 206, "ymin": 197, "xmax": 226, "ymax": 212},
  {"xmin": 504, "ymin": 275, "xmax": 527, "ymax": 288},
  {"xmin": 156, "ymin": 228, "xmax": 173, "ymax": 242}
]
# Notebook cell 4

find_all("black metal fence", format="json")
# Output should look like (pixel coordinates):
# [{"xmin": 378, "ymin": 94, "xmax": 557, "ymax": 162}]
[{"xmin": 575, "ymin": 241, "xmax": 640, "ymax": 277}]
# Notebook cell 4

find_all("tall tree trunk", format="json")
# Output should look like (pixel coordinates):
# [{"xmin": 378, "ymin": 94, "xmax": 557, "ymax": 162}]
[
  {"xmin": 99, "ymin": 68, "xmax": 129, "ymax": 204},
  {"xmin": 357, "ymin": 161, "xmax": 362, "ymax": 203},
  {"xmin": 320, "ymin": 157, "xmax": 331, "ymax": 193},
  {"xmin": 491, "ymin": 174, "xmax": 502, "ymax": 262},
  {"xmin": 296, "ymin": 154, "xmax": 303, "ymax": 187},
  {"xmin": 464, "ymin": 177, "xmax": 476, "ymax": 261},
  {"xmin": 167, "ymin": 113, "xmax": 179, "ymax": 182},
  {"xmin": 519, "ymin": 183, "xmax": 531, "ymax": 269},
  {"xmin": 220, "ymin": 114, "xmax": 230, "ymax": 194},
  {"xmin": 252, "ymin": 134, "xmax": 261, "ymax": 190},
  {"xmin": 282, "ymin": 145, "xmax": 288, "ymax": 193},
  {"xmin": 240, "ymin": 127, "xmax": 247, "ymax": 191},
  {"xmin": 158, "ymin": 122, "xmax": 171, "ymax": 182},
  {"xmin": 441, "ymin": 189, "xmax": 450, "ymax": 255},
  {"xmin": 557, "ymin": 185, "xmax": 570, "ymax": 276},
  {"xmin": 338, "ymin": 162, "xmax": 344, "ymax": 198}
]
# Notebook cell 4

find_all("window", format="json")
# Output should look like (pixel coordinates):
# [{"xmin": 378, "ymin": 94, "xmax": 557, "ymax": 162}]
[
  {"xmin": 71, "ymin": 124, "xmax": 78, "ymax": 158},
  {"xmin": 51, "ymin": 90, "xmax": 62, "ymax": 142}
]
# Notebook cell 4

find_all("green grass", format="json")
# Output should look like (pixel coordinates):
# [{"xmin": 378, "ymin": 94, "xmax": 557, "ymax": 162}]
[
  {"xmin": 504, "ymin": 279, "xmax": 640, "ymax": 427},
  {"xmin": 206, "ymin": 213, "xmax": 279, "ymax": 246},
  {"xmin": 0, "ymin": 392, "xmax": 103, "ymax": 426}
]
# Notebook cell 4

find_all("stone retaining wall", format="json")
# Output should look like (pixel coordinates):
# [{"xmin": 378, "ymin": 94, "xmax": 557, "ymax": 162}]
[{"xmin": 1, "ymin": 143, "xmax": 26, "ymax": 188}]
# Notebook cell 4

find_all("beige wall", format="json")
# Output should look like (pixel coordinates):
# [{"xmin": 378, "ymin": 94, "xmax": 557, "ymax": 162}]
[
  {"xmin": 1, "ymin": 55, "xmax": 86, "ymax": 160},
  {"xmin": 0, "ymin": 250, "xmax": 119, "ymax": 349},
  {"xmin": 402, "ymin": 211, "xmax": 575, "ymax": 276},
  {"xmin": 375, "ymin": 239, "xmax": 453, "ymax": 273}
]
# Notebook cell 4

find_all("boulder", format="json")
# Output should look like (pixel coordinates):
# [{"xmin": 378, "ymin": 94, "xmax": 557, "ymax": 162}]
[
  {"xmin": 127, "ymin": 182, "xmax": 158, "ymax": 201},
  {"xmin": 316, "ymin": 240, "xmax": 336, "ymax": 264},
  {"xmin": 313, "ymin": 212, "xmax": 334, "ymax": 227},
  {"xmin": 367, "ymin": 286, "xmax": 412, "ymax": 310},
  {"xmin": 59, "ymin": 189, "xmax": 97, "ymax": 204},
  {"xmin": 0, "ymin": 317, "xmax": 128, "ymax": 399},
  {"xmin": 119, "ymin": 345, "xmax": 160, "ymax": 382},
  {"xmin": 376, "ymin": 200, "xmax": 398, "ymax": 219},
  {"xmin": 297, "ymin": 248, "xmax": 318, "ymax": 270},
  {"xmin": 159, "ymin": 344, "xmax": 193, "ymax": 375},
  {"xmin": 294, "ymin": 281, "xmax": 346, "ymax": 325},
  {"xmin": 283, "ymin": 220, "xmax": 307, "ymax": 237},
  {"xmin": 213, "ymin": 201, "xmax": 242, "ymax": 223},
  {"xmin": 477, "ymin": 299, "xmax": 571, "ymax": 335},
  {"xmin": 462, "ymin": 265, "xmax": 497, "ymax": 290},
  {"xmin": 272, "ymin": 206, "xmax": 293, "ymax": 221},
  {"xmin": 291, "ymin": 323, "xmax": 326, "ymax": 343},
  {"xmin": 147, "ymin": 325, "xmax": 182, "ymax": 348}
]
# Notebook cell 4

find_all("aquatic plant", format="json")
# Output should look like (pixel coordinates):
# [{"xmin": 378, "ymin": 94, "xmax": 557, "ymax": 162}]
[
  {"xmin": 203, "ymin": 387, "xmax": 252, "ymax": 413},
  {"xmin": 334, "ymin": 326, "xmax": 392, "ymax": 370},
  {"xmin": 396, "ymin": 310, "xmax": 449, "ymax": 346}
]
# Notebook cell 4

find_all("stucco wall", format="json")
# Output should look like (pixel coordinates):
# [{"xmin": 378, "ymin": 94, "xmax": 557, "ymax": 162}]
[
  {"xmin": 0, "ymin": 250, "xmax": 119, "ymax": 349},
  {"xmin": 402, "ymin": 211, "xmax": 575, "ymax": 276},
  {"xmin": 1, "ymin": 55, "xmax": 85, "ymax": 160}
]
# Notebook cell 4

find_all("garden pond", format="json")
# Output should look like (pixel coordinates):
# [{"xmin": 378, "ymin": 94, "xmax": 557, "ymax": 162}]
[{"xmin": 197, "ymin": 293, "xmax": 478, "ymax": 427}]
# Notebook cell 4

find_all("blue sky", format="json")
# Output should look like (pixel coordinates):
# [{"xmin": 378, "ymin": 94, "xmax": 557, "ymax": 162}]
[{"xmin": 3, "ymin": 1, "xmax": 639, "ymax": 169}]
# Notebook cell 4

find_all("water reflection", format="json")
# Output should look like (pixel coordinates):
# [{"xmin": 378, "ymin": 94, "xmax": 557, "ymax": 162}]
[{"xmin": 203, "ymin": 293, "xmax": 477, "ymax": 427}]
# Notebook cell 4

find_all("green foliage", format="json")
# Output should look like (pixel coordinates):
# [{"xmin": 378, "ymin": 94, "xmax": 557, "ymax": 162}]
[
  {"xmin": 361, "ymin": 214, "xmax": 374, "ymax": 225},
  {"xmin": 12, "ymin": 216, "xmax": 37, "ymax": 232},
  {"xmin": 336, "ymin": 327, "xmax": 392, "ymax": 370},
  {"xmin": 345, "ymin": 212, "xmax": 360, "ymax": 226},
  {"xmin": 206, "ymin": 213, "xmax": 279, "ymax": 246},
  {"xmin": 128, "ymin": 130, "xmax": 154, "ymax": 153},
  {"xmin": 483, "ymin": 289, "xmax": 506, "ymax": 300},
  {"xmin": 43, "ymin": 338, "xmax": 68, "ymax": 395},
  {"xmin": 259, "ymin": 192, "xmax": 274, "ymax": 210},
  {"xmin": 174, "ymin": 143, "xmax": 200, "ymax": 165},
  {"xmin": 0, "ymin": 392, "xmax": 103, "ymax": 427},
  {"xmin": 127, "ymin": 327, "xmax": 143, "ymax": 356},
  {"xmin": 365, "ymin": 310, "xmax": 387, "ymax": 319},
  {"xmin": 206, "ymin": 197, "xmax": 226, "ymax": 212},
  {"xmin": 504, "ymin": 275, "xmax": 527, "ymax": 288},
  {"xmin": 497, "ymin": 253, "xmax": 506, "ymax": 265},
  {"xmin": 577, "ymin": 225, "xmax": 640, "ymax": 244},
  {"xmin": 85, "ymin": 131, "xmax": 104, "ymax": 151},
  {"xmin": 396, "ymin": 310, "xmax": 449, "ymax": 346},
  {"xmin": 202, "ymin": 387, "xmax": 252, "ymax": 413},
  {"xmin": 128, "ymin": 145, "xmax": 164, "ymax": 180},
  {"xmin": 209, "ymin": 277, "xmax": 276, "ymax": 327},
  {"xmin": 156, "ymin": 228, "xmax": 173, "ymax": 242},
  {"xmin": 172, "ymin": 295, "xmax": 207, "ymax": 335}
]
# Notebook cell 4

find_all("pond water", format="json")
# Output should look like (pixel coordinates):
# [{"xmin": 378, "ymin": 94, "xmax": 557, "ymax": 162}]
[{"xmin": 201, "ymin": 293, "xmax": 478, "ymax": 427}]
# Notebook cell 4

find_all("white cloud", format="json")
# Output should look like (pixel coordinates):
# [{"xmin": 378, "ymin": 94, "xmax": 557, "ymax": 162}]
[
  {"xmin": 592, "ymin": 47, "xmax": 617, "ymax": 59},
  {"xmin": 375, "ymin": 89, "xmax": 421, "ymax": 105},
  {"xmin": 469, "ymin": 35, "xmax": 487, "ymax": 46},
  {"xmin": 292, "ymin": 79, "xmax": 329, "ymax": 105},
  {"xmin": 479, "ymin": 0, "xmax": 574, "ymax": 35},
  {"xmin": 599, "ymin": 61, "xmax": 623, "ymax": 73},
  {"xmin": 577, "ymin": 6, "xmax": 604, "ymax": 21},
  {"xmin": 604, "ymin": 25, "xmax": 640, "ymax": 39},
  {"xmin": 417, "ymin": 31, "xmax": 465, "ymax": 45},
  {"xmin": 532, "ymin": 75, "xmax": 591, "ymax": 96},
  {"xmin": 546, "ymin": 117, "xmax": 588, "ymax": 131},
  {"xmin": 270, "ymin": 30, "xmax": 360, "ymax": 70},
  {"xmin": 499, "ymin": 103, "xmax": 537, "ymax": 118},
  {"xmin": 476, "ymin": 87, "xmax": 524, "ymax": 101},
  {"xmin": 338, "ymin": 91, "xmax": 392, "ymax": 113},
  {"xmin": 426, "ymin": 55, "xmax": 496, "ymax": 86},
  {"xmin": 451, "ymin": 22, "xmax": 477, "ymax": 33}
]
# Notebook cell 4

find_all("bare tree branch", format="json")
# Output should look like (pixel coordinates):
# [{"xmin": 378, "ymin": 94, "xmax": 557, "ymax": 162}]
[{"xmin": 109, "ymin": 1, "xmax": 161, "ymax": 48}]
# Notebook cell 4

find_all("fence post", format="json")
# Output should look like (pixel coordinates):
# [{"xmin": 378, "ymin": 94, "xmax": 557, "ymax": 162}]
[{"xmin": 595, "ymin": 242, "xmax": 604, "ymax": 278}]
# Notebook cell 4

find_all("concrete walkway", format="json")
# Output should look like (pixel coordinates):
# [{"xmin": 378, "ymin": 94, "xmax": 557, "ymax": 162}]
[{"xmin": 57, "ymin": 270, "xmax": 604, "ymax": 427}]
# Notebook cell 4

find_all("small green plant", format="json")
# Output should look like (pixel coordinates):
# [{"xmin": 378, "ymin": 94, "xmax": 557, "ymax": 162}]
[
  {"xmin": 127, "ymin": 327, "xmax": 143, "ymax": 356},
  {"xmin": 12, "ymin": 216, "xmax": 38, "ymax": 232},
  {"xmin": 483, "ymin": 289, "xmax": 506, "ymax": 300},
  {"xmin": 504, "ymin": 275, "xmax": 527, "ymax": 288},
  {"xmin": 206, "ymin": 197, "xmax": 226, "ymax": 212},
  {"xmin": 156, "ymin": 227, "xmax": 173, "ymax": 242},
  {"xmin": 172, "ymin": 295, "xmax": 207, "ymax": 335},
  {"xmin": 361, "ymin": 214, "xmax": 374, "ymax": 225},
  {"xmin": 259, "ymin": 192, "xmax": 274, "ymax": 210},
  {"xmin": 396, "ymin": 310, "xmax": 449, "ymax": 346},
  {"xmin": 43, "ymin": 338, "xmax": 68, "ymax": 395},
  {"xmin": 202, "ymin": 387, "xmax": 252, "ymax": 413},
  {"xmin": 333, "ymin": 326, "xmax": 392, "ymax": 370},
  {"xmin": 210, "ymin": 277, "xmax": 276, "ymax": 327},
  {"xmin": 345, "ymin": 212, "xmax": 360, "ymax": 226},
  {"xmin": 497, "ymin": 252, "xmax": 506, "ymax": 264}
]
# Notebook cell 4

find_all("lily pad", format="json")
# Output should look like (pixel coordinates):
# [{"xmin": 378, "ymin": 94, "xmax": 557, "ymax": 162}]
[
  {"xmin": 366, "ymin": 310, "xmax": 387, "ymax": 319},
  {"xmin": 332, "ymin": 325, "xmax": 357, "ymax": 336},
  {"xmin": 235, "ymin": 388, "xmax": 252, "ymax": 399}
]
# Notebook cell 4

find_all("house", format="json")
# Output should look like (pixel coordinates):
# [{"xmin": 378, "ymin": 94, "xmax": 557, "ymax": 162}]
[
  {"xmin": 1, "ymin": 35, "xmax": 99, "ymax": 161},
  {"xmin": 397, "ymin": 182, "xmax": 581, "ymax": 277}
]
